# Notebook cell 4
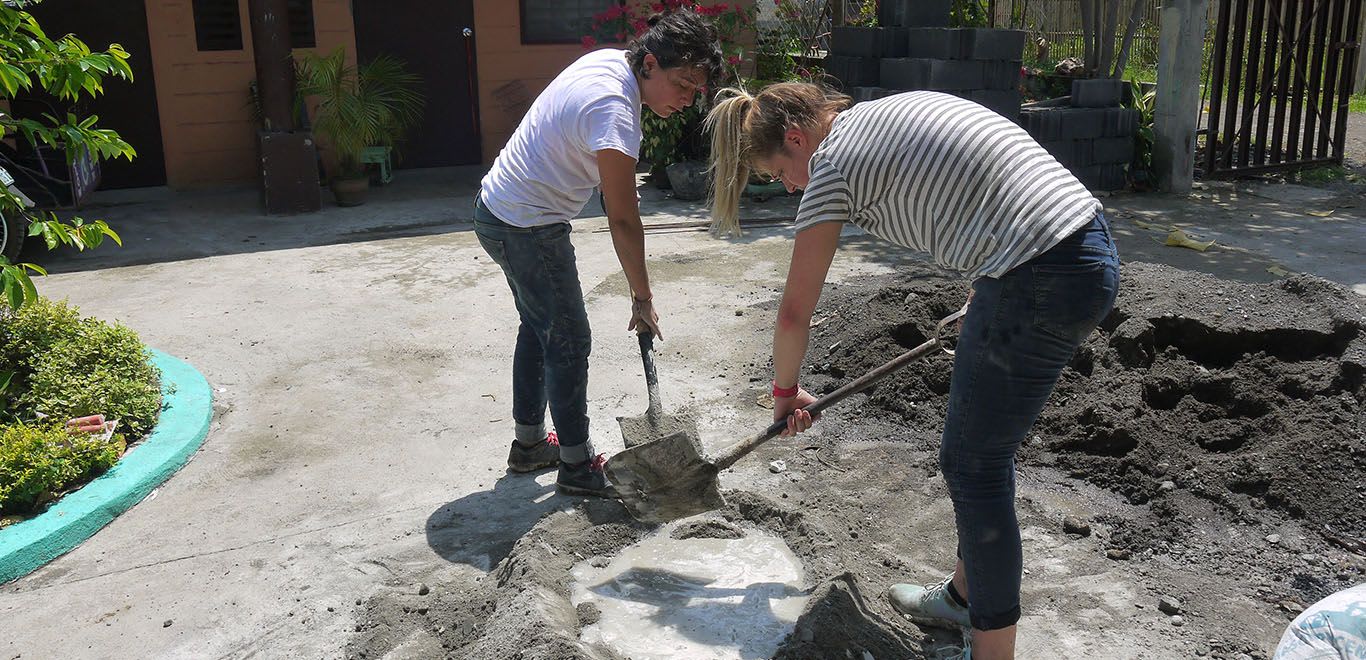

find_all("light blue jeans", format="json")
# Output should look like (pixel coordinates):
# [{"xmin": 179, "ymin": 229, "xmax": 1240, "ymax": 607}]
[{"xmin": 941, "ymin": 212, "xmax": 1120, "ymax": 630}]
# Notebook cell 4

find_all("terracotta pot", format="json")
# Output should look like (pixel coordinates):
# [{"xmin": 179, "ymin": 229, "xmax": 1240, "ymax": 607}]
[{"xmin": 330, "ymin": 175, "xmax": 370, "ymax": 207}]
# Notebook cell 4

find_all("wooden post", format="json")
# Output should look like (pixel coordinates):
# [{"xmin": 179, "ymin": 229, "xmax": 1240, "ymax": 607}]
[
  {"xmin": 831, "ymin": 0, "xmax": 845, "ymax": 27},
  {"xmin": 1355, "ymin": 7, "xmax": 1366, "ymax": 94},
  {"xmin": 248, "ymin": 0, "xmax": 294, "ymax": 132},
  {"xmin": 1153, "ymin": 0, "xmax": 1210, "ymax": 192}
]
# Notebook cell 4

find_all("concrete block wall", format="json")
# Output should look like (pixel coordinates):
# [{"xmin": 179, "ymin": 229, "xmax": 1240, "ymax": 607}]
[
  {"xmin": 1017, "ymin": 79, "xmax": 1139, "ymax": 191},
  {"xmin": 829, "ymin": 26, "xmax": 1027, "ymax": 120}
]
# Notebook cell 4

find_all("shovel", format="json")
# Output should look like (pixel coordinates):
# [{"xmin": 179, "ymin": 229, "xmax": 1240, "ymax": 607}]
[
  {"xmin": 618, "ymin": 331, "xmax": 700, "ymax": 449},
  {"xmin": 606, "ymin": 306, "xmax": 967, "ymax": 524}
]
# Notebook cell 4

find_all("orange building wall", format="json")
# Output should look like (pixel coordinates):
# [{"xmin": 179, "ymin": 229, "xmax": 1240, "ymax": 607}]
[{"xmin": 144, "ymin": 0, "xmax": 355, "ymax": 188}]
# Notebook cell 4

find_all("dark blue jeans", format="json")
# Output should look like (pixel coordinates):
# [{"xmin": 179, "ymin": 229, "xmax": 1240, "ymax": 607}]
[
  {"xmin": 941, "ymin": 212, "xmax": 1120, "ymax": 631},
  {"xmin": 473, "ymin": 196, "xmax": 595, "ymax": 465}
]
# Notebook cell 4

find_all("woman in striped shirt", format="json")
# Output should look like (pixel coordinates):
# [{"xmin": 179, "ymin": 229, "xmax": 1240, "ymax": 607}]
[{"xmin": 706, "ymin": 83, "xmax": 1120, "ymax": 659}]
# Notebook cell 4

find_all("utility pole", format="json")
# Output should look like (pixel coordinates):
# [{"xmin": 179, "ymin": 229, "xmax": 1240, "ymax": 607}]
[
  {"xmin": 1153, "ymin": 0, "xmax": 1209, "ymax": 193},
  {"xmin": 248, "ymin": 0, "xmax": 320, "ymax": 214}
]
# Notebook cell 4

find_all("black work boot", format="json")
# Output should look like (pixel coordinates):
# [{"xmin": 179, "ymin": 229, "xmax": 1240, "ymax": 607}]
[
  {"xmin": 507, "ymin": 431, "xmax": 559, "ymax": 473},
  {"xmin": 556, "ymin": 453, "xmax": 617, "ymax": 498}
]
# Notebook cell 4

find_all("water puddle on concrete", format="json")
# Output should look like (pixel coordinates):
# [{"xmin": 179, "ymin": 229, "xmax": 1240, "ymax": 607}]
[{"xmin": 570, "ymin": 520, "xmax": 808, "ymax": 659}]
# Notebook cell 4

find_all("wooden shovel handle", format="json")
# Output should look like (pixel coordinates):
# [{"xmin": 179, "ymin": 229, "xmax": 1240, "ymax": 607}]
[{"xmin": 712, "ymin": 305, "xmax": 967, "ymax": 471}]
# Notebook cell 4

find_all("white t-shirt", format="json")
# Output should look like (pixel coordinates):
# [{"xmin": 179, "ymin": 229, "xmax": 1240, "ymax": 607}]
[{"xmin": 479, "ymin": 49, "xmax": 642, "ymax": 227}]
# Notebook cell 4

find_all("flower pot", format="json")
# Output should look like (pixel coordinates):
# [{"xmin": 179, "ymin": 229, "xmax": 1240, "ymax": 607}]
[
  {"xmin": 330, "ymin": 175, "xmax": 370, "ymax": 207},
  {"xmin": 665, "ymin": 160, "xmax": 709, "ymax": 201}
]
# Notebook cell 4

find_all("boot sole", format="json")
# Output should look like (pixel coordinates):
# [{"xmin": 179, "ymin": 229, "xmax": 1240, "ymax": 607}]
[
  {"xmin": 506, "ymin": 459, "xmax": 558, "ymax": 474},
  {"xmin": 555, "ymin": 483, "xmax": 619, "ymax": 499}
]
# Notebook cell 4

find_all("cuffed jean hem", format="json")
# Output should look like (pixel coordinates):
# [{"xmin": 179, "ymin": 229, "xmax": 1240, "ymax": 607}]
[
  {"xmin": 971, "ymin": 605, "xmax": 1022, "ymax": 632},
  {"xmin": 559, "ymin": 441, "xmax": 597, "ymax": 464},
  {"xmin": 514, "ymin": 422, "xmax": 547, "ymax": 446}
]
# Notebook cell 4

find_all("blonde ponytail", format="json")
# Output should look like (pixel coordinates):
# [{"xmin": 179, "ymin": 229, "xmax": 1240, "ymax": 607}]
[{"xmin": 704, "ymin": 87, "xmax": 753, "ymax": 237}]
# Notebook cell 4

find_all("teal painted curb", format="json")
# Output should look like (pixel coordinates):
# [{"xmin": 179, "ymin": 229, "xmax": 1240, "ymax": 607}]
[{"xmin": 0, "ymin": 348, "xmax": 212, "ymax": 583}]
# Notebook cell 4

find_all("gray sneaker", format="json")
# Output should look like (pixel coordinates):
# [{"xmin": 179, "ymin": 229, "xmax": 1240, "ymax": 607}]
[
  {"xmin": 507, "ymin": 432, "xmax": 559, "ymax": 473},
  {"xmin": 888, "ymin": 575, "xmax": 972, "ymax": 629}
]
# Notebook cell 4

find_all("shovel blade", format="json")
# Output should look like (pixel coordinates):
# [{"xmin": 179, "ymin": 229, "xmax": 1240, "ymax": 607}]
[
  {"xmin": 618, "ymin": 413, "xmax": 701, "ymax": 449},
  {"xmin": 605, "ymin": 430, "xmax": 726, "ymax": 524}
]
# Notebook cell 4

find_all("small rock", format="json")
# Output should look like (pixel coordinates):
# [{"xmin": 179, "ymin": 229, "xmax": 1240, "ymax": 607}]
[
  {"xmin": 418, "ymin": 583, "xmax": 430, "ymax": 596},
  {"xmin": 1062, "ymin": 516, "xmax": 1092, "ymax": 537},
  {"xmin": 355, "ymin": 599, "xmax": 362, "ymax": 606},
  {"xmin": 769, "ymin": 460, "xmax": 787, "ymax": 474},
  {"xmin": 1280, "ymin": 600, "xmax": 1304, "ymax": 614},
  {"xmin": 589, "ymin": 556, "xmax": 611, "ymax": 568},
  {"xmin": 1266, "ymin": 534, "xmax": 1281, "ymax": 544},
  {"xmin": 1160, "ymin": 480, "xmax": 1176, "ymax": 492},
  {"xmin": 1159, "ymin": 596, "xmax": 1182, "ymax": 614},
  {"xmin": 1170, "ymin": 615, "xmax": 1185, "ymax": 627},
  {"xmin": 417, "ymin": 607, "xmax": 429, "ymax": 615},
  {"xmin": 163, "ymin": 619, "xmax": 173, "ymax": 628},
  {"xmin": 1107, "ymin": 548, "xmax": 1132, "ymax": 560},
  {"xmin": 576, "ymin": 602, "xmax": 602, "ymax": 626},
  {"xmin": 327, "ymin": 606, "xmax": 335, "ymax": 613},
  {"xmin": 734, "ymin": 309, "xmax": 744, "ymax": 316},
  {"xmin": 799, "ymin": 625, "xmax": 815, "ymax": 642},
  {"xmin": 904, "ymin": 293, "xmax": 918, "ymax": 304}
]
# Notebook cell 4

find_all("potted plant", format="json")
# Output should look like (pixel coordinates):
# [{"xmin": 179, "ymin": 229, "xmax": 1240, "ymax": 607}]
[{"xmin": 294, "ymin": 48, "xmax": 423, "ymax": 206}]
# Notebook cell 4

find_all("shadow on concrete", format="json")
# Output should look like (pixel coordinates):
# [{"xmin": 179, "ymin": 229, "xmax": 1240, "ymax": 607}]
[{"xmin": 423, "ymin": 470, "xmax": 573, "ymax": 572}]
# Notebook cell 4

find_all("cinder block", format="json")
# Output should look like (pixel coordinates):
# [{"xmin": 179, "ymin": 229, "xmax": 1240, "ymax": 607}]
[
  {"xmin": 1078, "ymin": 164, "xmax": 1128, "ymax": 191},
  {"xmin": 906, "ymin": 28, "xmax": 965, "ymax": 59},
  {"xmin": 1019, "ymin": 107, "xmax": 1062, "ymax": 141},
  {"xmin": 962, "ymin": 29, "xmax": 1028, "ymax": 61},
  {"xmin": 1040, "ymin": 139, "xmax": 1094, "ymax": 168},
  {"xmin": 1092, "ymin": 136, "xmax": 1136, "ymax": 164},
  {"xmin": 831, "ymin": 27, "xmax": 910, "ymax": 58},
  {"xmin": 984, "ymin": 60, "xmax": 1024, "ymax": 91},
  {"xmin": 970, "ymin": 89, "xmax": 1022, "ymax": 118},
  {"xmin": 1055, "ymin": 108, "xmax": 1107, "ymax": 139},
  {"xmin": 882, "ymin": 0, "xmax": 950, "ymax": 27},
  {"xmin": 880, "ymin": 58, "xmax": 933, "ymax": 90},
  {"xmin": 824, "ymin": 55, "xmax": 880, "ymax": 88},
  {"xmin": 1103, "ymin": 107, "xmax": 1141, "ymax": 137},
  {"xmin": 929, "ymin": 59, "xmax": 986, "ymax": 90},
  {"xmin": 1071, "ymin": 78, "xmax": 1124, "ymax": 108}
]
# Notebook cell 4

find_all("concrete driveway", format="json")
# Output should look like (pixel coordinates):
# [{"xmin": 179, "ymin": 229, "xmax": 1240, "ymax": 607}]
[{"xmin": 1, "ymin": 166, "xmax": 1361, "ymax": 659}]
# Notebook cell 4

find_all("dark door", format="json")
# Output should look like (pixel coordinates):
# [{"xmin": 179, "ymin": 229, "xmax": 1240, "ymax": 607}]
[
  {"xmin": 20, "ymin": 0, "xmax": 167, "ymax": 189},
  {"xmin": 351, "ymin": 0, "xmax": 481, "ymax": 168}
]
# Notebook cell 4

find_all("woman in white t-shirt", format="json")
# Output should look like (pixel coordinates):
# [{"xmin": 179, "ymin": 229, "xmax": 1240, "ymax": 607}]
[{"xmin": 474, "ymin": 10, "xmax": 722, "ymax": 498}]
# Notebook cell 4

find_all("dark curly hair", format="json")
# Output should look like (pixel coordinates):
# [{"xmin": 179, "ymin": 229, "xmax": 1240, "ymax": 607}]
[{"xmin": 626, "ymin": 9, "xmax": 723, "ymax": 86}]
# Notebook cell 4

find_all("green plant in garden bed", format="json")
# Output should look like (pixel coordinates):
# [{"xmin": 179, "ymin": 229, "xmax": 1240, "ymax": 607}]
[
  {"xmin": 1, "ymin": 298, "xmax": 161, "ymax": 435},
  {"xmin": 1350, "ymin": 94, "xmax": 1366, "ymax": 114},
  {"xmin": 0, "ymin": 421, "xmax": 121, "ymax": 516},
  {"xmin": 0, "ymin": 297, "xmax": 160, "ymax": 517}
]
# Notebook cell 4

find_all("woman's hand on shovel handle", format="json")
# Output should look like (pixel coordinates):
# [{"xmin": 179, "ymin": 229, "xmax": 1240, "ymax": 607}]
[
  {"xmin": 775, "ymin": 388, "xmax": 819, "ymax": 437},
  {"xmin": 629, "ymin": 296, "xmax": 662, "ymax": 340}
]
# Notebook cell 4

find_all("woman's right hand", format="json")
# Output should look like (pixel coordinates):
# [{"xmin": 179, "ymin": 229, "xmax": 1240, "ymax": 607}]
[{"xmin": 774, "ymin": 388, "xmax": 818, "ymax": 437}]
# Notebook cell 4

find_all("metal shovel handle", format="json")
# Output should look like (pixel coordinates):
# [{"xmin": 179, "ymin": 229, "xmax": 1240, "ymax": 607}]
[{"xmin": 712, "ymin": 305, "xmax": 968, "ymax": 471}]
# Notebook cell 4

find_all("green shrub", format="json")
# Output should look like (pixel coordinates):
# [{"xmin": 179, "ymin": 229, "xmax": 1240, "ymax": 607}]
[
  {"xmin": 1, "ymin": 298, "xmax": 161, "ymax": 438},
  {"xmin": 0, "ymin": 422, "xmax": 121, "ymax": 514}
]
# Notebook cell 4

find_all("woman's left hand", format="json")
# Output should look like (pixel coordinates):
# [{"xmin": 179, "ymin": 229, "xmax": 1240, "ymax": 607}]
[{"xmin": 774, "ymin": 388, "xmax": 819, "ymax": 437}]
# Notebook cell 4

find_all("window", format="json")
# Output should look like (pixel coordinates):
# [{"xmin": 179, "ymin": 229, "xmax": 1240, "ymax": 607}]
[
  {"xmin": 192, "ymin": 0, "xmax": 243, "ymax": 52},
  {"xmin": 520, "ymin": 0, "xmax": 622, "ymax": 44},
  {"xmin": 287, "ymin": 0, "xmax": 316, "ymax": 49},
  {"xmin": 192, "ymin": 0, "xmax": 316, "ymax": 52}
]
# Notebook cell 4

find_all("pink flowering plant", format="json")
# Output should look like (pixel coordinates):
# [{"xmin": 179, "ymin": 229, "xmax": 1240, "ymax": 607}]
[{"xmin": 582, "ymin": 2, "xmax": 756, "ymax": 175}]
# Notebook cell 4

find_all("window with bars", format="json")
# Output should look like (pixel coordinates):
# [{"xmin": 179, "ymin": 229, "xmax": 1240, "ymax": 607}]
[
  {"xmin": 192, "ymin": 0, "xmax": 317, "ymax": 52},
  {"xmin": 520, "ymin": 0, "xmax": 622, "ymax": 44}
]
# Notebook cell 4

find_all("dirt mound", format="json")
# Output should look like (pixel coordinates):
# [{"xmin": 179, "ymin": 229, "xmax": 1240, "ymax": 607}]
[{"xmin": 803, "ymin": 262, "xmax": 1365, "ymax": 555}]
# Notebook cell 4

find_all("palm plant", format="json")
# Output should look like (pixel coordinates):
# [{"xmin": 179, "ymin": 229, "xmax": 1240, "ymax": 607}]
[{"xmin": 294, "ymin": 48, "xmax": 423, "ymax": 181}]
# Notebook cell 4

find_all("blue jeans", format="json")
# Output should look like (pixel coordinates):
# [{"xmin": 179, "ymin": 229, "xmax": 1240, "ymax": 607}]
[
  {"xmin": 941, "ymin": 212, "xmax": 1120, "ymax": 631},
  {"xmin": 473, "ymin": 196, "xmax": 596, "ymax": 465}
]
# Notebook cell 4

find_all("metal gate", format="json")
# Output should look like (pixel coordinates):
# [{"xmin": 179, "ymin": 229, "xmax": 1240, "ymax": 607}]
[{"xmin": 1203, "ymin": 0, "xmax": 1363, "ymax": 177}]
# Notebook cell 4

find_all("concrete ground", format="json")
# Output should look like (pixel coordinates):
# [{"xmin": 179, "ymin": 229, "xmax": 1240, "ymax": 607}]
[{"xmin": 0, "ymin": 163, "xmax": 1362, "ymax": 659}]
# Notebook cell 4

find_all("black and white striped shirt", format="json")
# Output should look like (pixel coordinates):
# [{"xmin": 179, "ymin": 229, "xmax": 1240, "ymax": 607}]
[{"xmin": 794, "ymin": 91, "xmax": 1101, "ymax": 279}]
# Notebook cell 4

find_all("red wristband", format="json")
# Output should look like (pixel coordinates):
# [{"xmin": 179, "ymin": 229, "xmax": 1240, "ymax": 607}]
[{"xmin": 772, "ymin": 381, "xmax": 799, "ymax": 398}]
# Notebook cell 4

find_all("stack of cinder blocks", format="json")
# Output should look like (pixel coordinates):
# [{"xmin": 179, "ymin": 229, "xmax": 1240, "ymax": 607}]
[
  {"xmin": 826, "ymin": 24, "xmax": 1028, "ymax": 120},
  {"xmin": 1018, "ymin": 79, "xmax": 1138, "ymax": 191}
]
